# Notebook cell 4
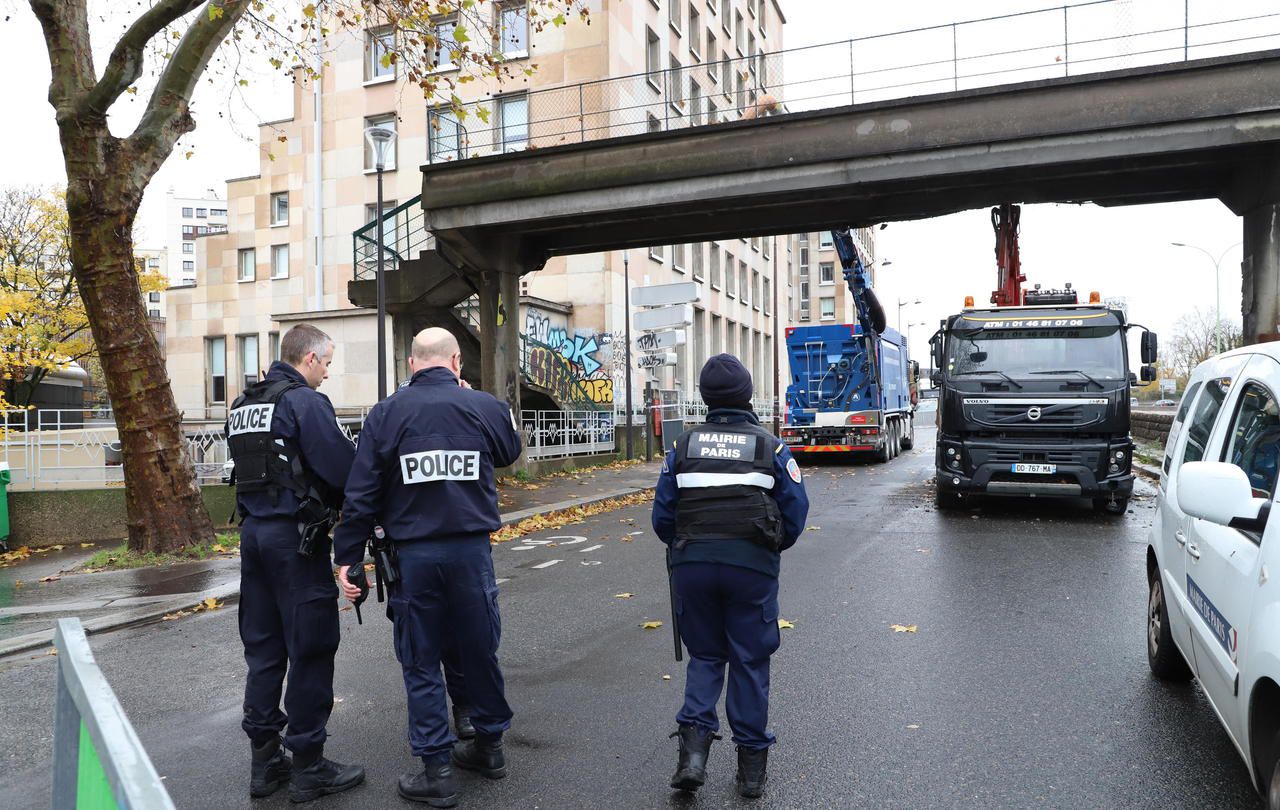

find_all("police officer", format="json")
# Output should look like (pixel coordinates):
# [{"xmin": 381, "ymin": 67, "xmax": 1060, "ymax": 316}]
[
  {"xmin": 228, "ymin": 323, "xmax": 365, "ymax": 802},
  {"xmin": 652, "ymin": 354, "xmax": 809, "ymax": 799},
  {"xmin": 334, "ymin": 327, "xmax": 522, "ymax": 807}
]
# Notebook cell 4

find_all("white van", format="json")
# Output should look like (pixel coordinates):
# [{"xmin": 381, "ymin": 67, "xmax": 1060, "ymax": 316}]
[{"xmin": 1147, "ymin": 345, "xmax": 1280, "ymax": 809}]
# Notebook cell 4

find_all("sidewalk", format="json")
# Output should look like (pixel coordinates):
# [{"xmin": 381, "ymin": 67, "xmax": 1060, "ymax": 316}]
[{"xmin": 0, "ymin": 459, "xmax": 661, "ymax": 659}]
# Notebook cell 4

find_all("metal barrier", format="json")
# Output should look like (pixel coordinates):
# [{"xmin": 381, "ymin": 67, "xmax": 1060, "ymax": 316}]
[
  {"xmin": 53, "ymin": 618, "xmax": 175, "ymax": 809},
  {"xmin": 521, "ymin": 409, "xmax": 615, "ymax": 460}
]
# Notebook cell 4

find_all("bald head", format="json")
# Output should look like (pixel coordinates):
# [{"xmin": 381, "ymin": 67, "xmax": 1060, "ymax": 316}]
[{"xmin": 409, "ymin": 327, "xmax": 463, "ymax": 378}]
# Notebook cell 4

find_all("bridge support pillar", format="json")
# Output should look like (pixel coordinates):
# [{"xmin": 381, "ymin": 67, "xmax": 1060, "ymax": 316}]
[
  {"xmin": 1243, "ymin": 203, "xmax": 1280, "ymax": 344},
  {"xmin": 477, "ymin": 265, "xmax": 523, "ymax": 414}
]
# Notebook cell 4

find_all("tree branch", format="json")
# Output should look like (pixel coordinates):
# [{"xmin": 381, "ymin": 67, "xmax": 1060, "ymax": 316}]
[
  {"xmin": 82, "ymin": 0, "xmax": 208, "ymax": 117},
  {"xmin": 28, "ymin": 0, "xmax": 97, "ymax": 116},
  {"xmin": 128, "ymin": 0, "xmax": 248, "ymax": 164}
]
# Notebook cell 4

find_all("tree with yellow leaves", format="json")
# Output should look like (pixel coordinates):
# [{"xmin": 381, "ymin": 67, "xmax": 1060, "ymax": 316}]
[{"xmin": 0, "ymin": 186, "xmax": 165, "ymax": 409}]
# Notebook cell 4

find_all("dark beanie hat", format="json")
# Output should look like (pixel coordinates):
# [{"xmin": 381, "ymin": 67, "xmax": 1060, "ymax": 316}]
[{"xmin": 699, "ymin": 353, "xmax": 753, "ymax": 410}]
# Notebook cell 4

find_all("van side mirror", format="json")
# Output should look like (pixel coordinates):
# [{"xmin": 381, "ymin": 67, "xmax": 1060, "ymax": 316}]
[
  {"xmin": 1178, "ymin": 462, "xmax": 1270, "ymax": 531},
  {"xmin": 1140, "ymin": 365, "xmax": 1157, "ymax": 383},
  {"xmin": 1141, "ymin": 331, "xmax": 1158, "ymax": 364}
]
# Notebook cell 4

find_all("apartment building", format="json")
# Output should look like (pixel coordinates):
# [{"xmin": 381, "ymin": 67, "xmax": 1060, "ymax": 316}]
[
  {"xmin": 161, "ymin": 189, "xmax": 227, "ymax": 287},
  {"xmin": 789, "ymin": 227, "xmax": 880, "ymax": 327},
  {"xmin": 165, "ymin": 0, "xmax": 796, "ymax": 415}
]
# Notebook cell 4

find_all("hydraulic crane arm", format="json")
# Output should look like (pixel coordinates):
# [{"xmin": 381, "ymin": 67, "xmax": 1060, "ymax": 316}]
[
  {"xmin": 831, "ymin": 227, "xmax": 887, "ymax": 410},
  {"xmin": 990, "ymin": 203, "xmax": 1025, "ymax": 307}
]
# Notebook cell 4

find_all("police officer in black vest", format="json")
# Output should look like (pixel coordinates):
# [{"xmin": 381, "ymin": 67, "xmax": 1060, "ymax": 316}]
[
  {"xmin": 227, "ymin": 323, "xmax": 364, "ymax": 802},
  {"xmin": 334, "ymin": 327, "xmax": 522, "ymax": 807},
  {"xmin": 652, "ymin": 354, "xmax": 810, "ymax": 799}
]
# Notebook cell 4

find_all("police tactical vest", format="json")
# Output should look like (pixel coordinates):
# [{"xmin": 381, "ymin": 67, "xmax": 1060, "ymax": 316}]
[
  {"xmin": 227, "ymin": 378, "xmax": 316, "ymax": 509},
  {"xmin": 673, "ymin": 421, "xmax": 784, "ymax": 551}
]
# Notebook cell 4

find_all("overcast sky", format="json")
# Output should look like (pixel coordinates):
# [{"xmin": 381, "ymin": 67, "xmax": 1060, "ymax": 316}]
[{"xmin": 3, "ymin": 0, "xmax": 1275, "ymax": 367}]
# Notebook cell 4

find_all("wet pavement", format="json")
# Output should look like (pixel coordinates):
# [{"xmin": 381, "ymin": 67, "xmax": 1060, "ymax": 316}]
[{"xmin": 496, "ymin": 460, "xmax": 660, "ymax": 516}]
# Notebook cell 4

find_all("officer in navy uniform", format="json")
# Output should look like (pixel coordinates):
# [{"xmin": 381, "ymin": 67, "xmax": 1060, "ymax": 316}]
[
  {"xmin": 227, "ymin": 323, "xmax": 365, "ymax": 802},
  {"xmin": 652, "ymin": 354, "xmax": 809, "ymax": 799},
  {"xmin": 334, "ymin": 327, "xmax": 522, "ymax": 807}
]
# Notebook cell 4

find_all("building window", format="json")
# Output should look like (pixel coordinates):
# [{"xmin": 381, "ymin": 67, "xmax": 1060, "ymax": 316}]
[
  {"xmin": 148, "ymin": 292, "xmax": 161, "ymax": 303},
  {"xmin": 820, "ymin": 262, "xmax": 834, "ymax": 284},
  {"xmin": 673, "ymin": 243, "xmax": 687, "ymax": 270},
  {"xmin": 820, "ymin": 297, "xmax": 835, "ymax": 320},
  {"xmin": 763, "ymin": 277, "xmax": 771, "ymax": 315},
  {"xmin": 819, "ymin": 231, "xmax": 834, "ymax": 248},
  {"xmin": 238, "ymin": 334, "xmax": 259, "ymax": 392},
  {"xmin": 763, "ymin": 237, "xmax": 771, "ymax": 259},
  {"xmin": 497, "ymin": 2, "xmax": 528, "ymax": 58},
  {"xmin": 268, "ymin": 331, "xmax": 280, "ymax": 363},
  {"xmin": 197, "ymin": 226, "xmax": 208, "ymax": 235},
  {"xmin": 799, "ymin": 279, "xmax": 810, "ymax": 302},
  {"xmin": 271, "ymin": 244, "xmax": 289, "ymax": 279},
  {"xmin": 734, "ymin": 11, "xmax": 744, "ymax": 51},
  {"xmin": 182, "ymin": 242, "xmax": 194, "ymax": 254},
  {"xmin": 646, "ymin": 28, "xmax": 662, "ymax": 91},
  {"xmin": 737, "ymin": 261, "xmax": 748, "ymax": 303},
  {"xmin": 649, "ymin": 244, "xmax": 665, "ymax": 263},
  {"xmin": 710, "ymin": 243, "xmax": 721, "ymax": 287},
  {"xmin": 428, "ymin": 15, "xmax": 460, "ymax": 71},
  {"xmin": 692, "ymin": 242, "xmax": 704, "ymax": 280},
  {"xmin": 725, "ymin": 251, "xmax": 736, "ymax": 296},
  {"xmin": 647, "ymin": 113, "xmax": 661, "ymax": 133},
  {"xmin": 690, "ymin": 79, "xmax": 703, "ymax": 125},
  {"xmin": 752, "ymin": 235, "xmax": 761, "ymax": 252},
  {"xmin": 689, "ymin": 4, "xmax": 701, "ymax": 58},
  {"xmin": 721, "ymin": 0, "xmax": 731, "ymax": 31},
  {"xmin": 196, "ymin": 207, "xmax": 207, "ymax": 218},
  {"xmin": 364, "ymin": 114, "xmax": 397, "ymax": 171},
  {"xmin": 428, "ymin": 107, "xmax": 464, "ymax": 162},
  {"xmin": 707, "ymin": 31, "xmax": 718, "ymax": 79},
  {"xmin": 670, "ymin": 55, "xmax": 684, "ymax": 110},
  {"xmin": 366, "ymin": 26, "xmax": 396, "ymax": 80},
  {"xmin": 181, "ymin": 206, "xmax": 193, "ymax": 218},
  {"xmin": 721, "ymin": 58, "xmax": 732, "ymax": 94},
  {"xmin": 207, "ymin": 337, "xmax": 226, "ymax": 404},
  {"xmin": 182, "ymin": 226, "xmax": 195, "ymax": 238},
  {"xmin": 365, "ymin": 200, "xmax": 399, "ymax": 255},
  {"xmin": 237, "ymin": 248, "xmax": 255, "ymax": 282},
  {"xmin": 149, "ymin": 308, "xmax": 161, "ymax": 319},
  {"xmin": 670, "ymin": 0, "xmax": 683, "ymax": 34},
  {"xmin": 182, "ymin": 260, "xmax": 194, "ymax": 272},
  {"xmin": 497, "ymin": 94, "xmax": 529, "ymax": 152},
  {"xmin": 146, "ymin": 257, "xmax": 160, "ymax": 268},
  {"xmin": 211, "ymin": 208, "xmax": 227, "ymax": 217},
  {"xmin": 752, "ymin": 269, "xmax": 760, "ymax": 309},
  {"xmin": 270, "ymin": 192, "xmax": 288, "ymax": 226}
]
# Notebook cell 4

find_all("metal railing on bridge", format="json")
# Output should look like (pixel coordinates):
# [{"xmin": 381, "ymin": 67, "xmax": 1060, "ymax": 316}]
[{"xmin": 416, "ymin": 0, "xmax": 1280, "ymax": 161}]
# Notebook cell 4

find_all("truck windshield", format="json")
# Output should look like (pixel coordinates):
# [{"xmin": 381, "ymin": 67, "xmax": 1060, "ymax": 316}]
[{"xmin": 946, "ymin": 325, "xmax": 1125, "ymax": 380}]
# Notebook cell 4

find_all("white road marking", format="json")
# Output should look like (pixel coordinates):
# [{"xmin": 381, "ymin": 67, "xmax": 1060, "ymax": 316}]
[
  {"xmin": 547, "ymin": 535, "xmax": 588, "ymax": 545},
  {"xmin": 496, "ymin": 578, "xmax": 510, "ymax": 585},
  {"xmin": 578, "ymin": 544, "xmax": 604, "ymax": 553},
  {"xmin": 509, "ymin": 546, "xmax": 539, "ymax": 552},
  {"xmin": 532, "ymin": 559, "xmax": 562, "ymax": 569},
  {"xmin": 580, "ymin": 560, "xmax": 602, "ymax": 566},
  {"xmin": 522, "ymin": 539, "xmax": 555, "ymax": 545}
]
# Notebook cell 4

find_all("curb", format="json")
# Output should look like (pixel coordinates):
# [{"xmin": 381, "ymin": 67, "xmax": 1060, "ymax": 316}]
[
  {"xmin": 0, "ymin": 485, "xmax": 654, "ymax": 660},
  {"xmin": 1134, "ymin": 461, "xmax": 1161, "ymax": 482}
]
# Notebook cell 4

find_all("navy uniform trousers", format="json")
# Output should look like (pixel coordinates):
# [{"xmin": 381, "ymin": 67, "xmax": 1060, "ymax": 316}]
[
  {"xmin": 239, "ymin": 516, "xmax": 340, "ymax": 756},
  {"xmin": 674, "ymin": 562, "xmax": 781, "ymax": 750},
  {"xmin": 389, "ymin": 535, "xmax": 512, "ymax": 761}
]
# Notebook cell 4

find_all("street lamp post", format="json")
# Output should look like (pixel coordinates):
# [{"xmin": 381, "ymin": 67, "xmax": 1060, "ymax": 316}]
[
  {"xmin": 623, "ymin": 251, "xmax": 634, "ymax": 460},
  {"xmin": 1171, "ymin": 240, "xmax": 1242, "ymax": 353},
  {"xmin": 897, "ymin": 297, "xmax": 922, "ymax": 332},
  {"xmin": 365, "ymin": 125, "xmax": 397, "ymax": 401}
]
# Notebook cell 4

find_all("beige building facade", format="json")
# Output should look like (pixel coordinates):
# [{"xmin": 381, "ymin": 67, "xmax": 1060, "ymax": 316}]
[{"xmin": 167, "ymin": 0, "xmax": 808, "ymax": 416}]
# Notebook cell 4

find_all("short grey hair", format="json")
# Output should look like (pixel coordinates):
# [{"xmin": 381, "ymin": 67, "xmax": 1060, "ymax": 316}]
[{"xmin": 280, "ymin": 324, "xmax": 333, "ymax": 364}]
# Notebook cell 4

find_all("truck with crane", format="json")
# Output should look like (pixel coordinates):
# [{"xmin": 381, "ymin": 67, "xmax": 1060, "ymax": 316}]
[
  {"xmin": 929, "ymin": 204, "xmax": 1158, "ymax": 514},
  {"xmin": 781, "ymin": 228, "xmax": 917, "ymax": 462}
]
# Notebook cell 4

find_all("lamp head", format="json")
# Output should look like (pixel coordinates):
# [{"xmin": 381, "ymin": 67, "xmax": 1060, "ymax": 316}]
[{"xmin": 364, "ymin": 126, "xmax": 397, "ymax": 169}]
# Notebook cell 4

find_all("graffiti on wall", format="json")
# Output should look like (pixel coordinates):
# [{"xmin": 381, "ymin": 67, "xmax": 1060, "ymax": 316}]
[{"xmin": 523, "ymin": 309, "xmax": 615, "ymax": 407}]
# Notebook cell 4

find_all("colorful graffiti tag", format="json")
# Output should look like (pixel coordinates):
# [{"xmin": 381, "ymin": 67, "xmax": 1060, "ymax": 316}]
[{"xmin": 523, "ymin": 310, "xmax": 615, "ymax": 407}]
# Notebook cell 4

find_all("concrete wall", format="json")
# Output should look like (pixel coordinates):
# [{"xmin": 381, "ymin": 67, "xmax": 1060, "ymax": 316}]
[
  {"xmin": 7, "ymin": 486, "xmax": 236, "ymax": 549},
  {"xmin": 1132, "ymin": 411, "xmax": 1174, "ymax": 444}
]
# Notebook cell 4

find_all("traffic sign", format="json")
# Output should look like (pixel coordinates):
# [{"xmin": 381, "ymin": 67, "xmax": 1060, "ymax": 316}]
[
  {"xmin": 638, "ymin": 352, "xmax": 678, "ymax": 369},
  {"xmin": 631, "ymin": 282, "xmax": 699, "ymax": 308},
  {"xmin": 636, "ymin": 330, "xmax": 686, "ymax": 351},
  {"xmin": 634, "ymin": 304, "xmax": 693, "ymax": 332}
]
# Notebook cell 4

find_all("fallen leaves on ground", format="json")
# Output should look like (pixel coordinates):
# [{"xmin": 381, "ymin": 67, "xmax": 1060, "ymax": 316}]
[
  {"xmin": 662, "ymin": 675, "xmax": 672, "ymax": 680},
  {"xmin": 164, "ymin": 597, "xmax": 223, "ymax": 622},
  {"xmin": 614, "ymin": 592, "xmax": 634, "ymax": 598},
  {"xmin": 0, "ymin": 546, "xmax": 31, "ymax": 567},
  {"xmin": 777, "ymin": 619, "xmax": 795, "ymax": 630},
  {"xmin": 79, "ymin": 543, "xmax": 93, "ymax": 549},
  {"xmin": 890, "ymin": 624, "xmax": 919, "ymax": 633},
  {"xmin": 38, "ymin": 575, "xmax": 60, "ymax": 583},
  {"xmin": 806, "ymin": 526, "xmax": 821, "ymax": 531},
  {"xmin": 490, "ymin": 490, "xmax": 654, "ymax": 544},
  {"xmin": 199, "ymin": 597, "xmax": 222, "ymax": 611},
  {"xmin": 640, "ymin": 620, "xmax": 664, "ymax": 629}
]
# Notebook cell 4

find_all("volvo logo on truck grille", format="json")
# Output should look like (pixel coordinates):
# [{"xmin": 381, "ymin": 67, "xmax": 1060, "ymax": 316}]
[{"xmin": 1027, "ymin": 406, "xmax": 1042, "ymax": 421}]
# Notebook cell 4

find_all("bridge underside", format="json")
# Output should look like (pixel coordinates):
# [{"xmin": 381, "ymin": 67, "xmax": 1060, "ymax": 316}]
[{"xmin": 416, "ymin": 50, "xmax": 1280, "ymax": 402}]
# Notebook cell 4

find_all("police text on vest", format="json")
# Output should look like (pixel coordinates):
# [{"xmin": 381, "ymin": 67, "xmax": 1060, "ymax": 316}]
[
  {"xmin": 400, "ymin": 450, "xmax": 481, "ymax": 484},
  {"xmin": 227, "ymin": 404, "xmax": 275, "ymax": 436}
]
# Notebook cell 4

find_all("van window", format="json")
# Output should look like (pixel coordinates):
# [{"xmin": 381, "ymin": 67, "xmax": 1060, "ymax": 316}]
[
  {"xmin": 1181, "ymin": 378, "xmax": 1231, "ymax": 465},
  {"xmin": 1165, "ymin": 380, "xmax": 1203, "ymax": 473},
  {"xmin": 1175, "ymin": 381, "xmax": 1202, "ymax": 424},
  {"xmin": 1222, "ymin": 382, "xmax": 1280, "ymax": 501}
]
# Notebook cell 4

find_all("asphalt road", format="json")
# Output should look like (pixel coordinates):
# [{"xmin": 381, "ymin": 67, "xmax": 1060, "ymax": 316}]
[{"xmin": 0, "ymin": 425, "xmax": 1263, "ymax": 808}]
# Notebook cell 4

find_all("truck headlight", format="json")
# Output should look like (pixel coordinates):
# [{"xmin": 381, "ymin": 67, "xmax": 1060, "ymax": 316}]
[
  {"xmin": 1114, "ymin": 450, "xmax": 1125, "ymax": 461},
  {"xmin": 947, "ymin": 447, "xmax": 956, "ymax": 456},
  {"xmin": 1109, "ymin": 463, "xmax": 1120, "ymax": 473}
]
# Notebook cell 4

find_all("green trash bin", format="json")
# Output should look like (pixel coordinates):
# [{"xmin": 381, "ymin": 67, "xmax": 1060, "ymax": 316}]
[{"xmin": 0, "ymin": 461, "xmax": 10, "ymax": 550}]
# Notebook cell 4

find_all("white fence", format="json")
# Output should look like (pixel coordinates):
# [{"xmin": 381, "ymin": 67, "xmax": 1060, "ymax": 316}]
[{"xmin": 521, "ymin": 409, "xmax": 616, "ymax": 460}]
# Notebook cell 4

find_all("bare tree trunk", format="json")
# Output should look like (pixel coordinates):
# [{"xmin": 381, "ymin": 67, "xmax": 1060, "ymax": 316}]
[{"xmin": 62, "ymin": 145, "xmax": 213, "ymax": 553}]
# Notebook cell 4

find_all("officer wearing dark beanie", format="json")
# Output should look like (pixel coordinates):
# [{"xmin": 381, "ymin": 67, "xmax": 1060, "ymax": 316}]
[{"xmin": 652, "ymin": 354, "xmax": 809, "ymax": 800}]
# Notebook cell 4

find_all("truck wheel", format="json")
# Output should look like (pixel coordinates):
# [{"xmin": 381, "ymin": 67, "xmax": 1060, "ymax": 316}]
[
  {"xmin": 1094, "ymin": 497, "xmax": 1129, "ymax": 515},
  {"xmin": 876, "ymin": 429, "xmax": 892, "ymax": 463},
  {"xmin": 901, "ymin": 416, "xmax": 915, "ymax": 450},
  {"xmin": 887, "ymin": 422, "xmax": 898, "ymax": 459},
  {"xmin": 1147, "ymin": 574, "xmax": 1192, "ymax": 681}
]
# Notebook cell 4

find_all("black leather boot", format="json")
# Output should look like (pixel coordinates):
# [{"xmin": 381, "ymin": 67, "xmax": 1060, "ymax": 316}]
[
  {"xmin": 735, "ymin": 746, "xmax": 768, "ymax": 799},
  {"xmin": 669, "ymin": 725, "xmax": 719, "ymax": 792},
  {"xmin": 397, "ymin": 759, "xmax": 459, "ymax": 807},
  {"xmin": 451, "ymin": 733, "xmax": 507, "ymax": 779},
  {"xmin": 452, "ymin": 704, "xmax": 476, "ymax": 740},
  {"xmin": 287, "ymin": 750, "xmax": 365, "ymax": 803},
  {"xmin": 249, "ymin": 737, "xmax": 291, "ymax": 798}
]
